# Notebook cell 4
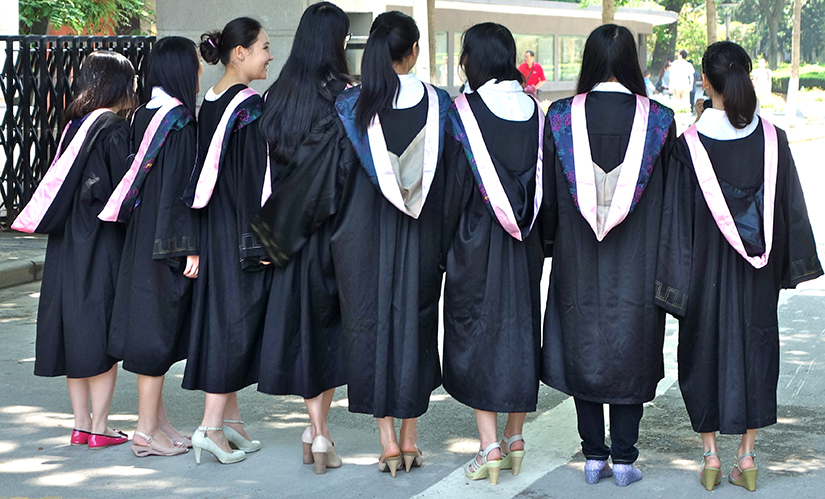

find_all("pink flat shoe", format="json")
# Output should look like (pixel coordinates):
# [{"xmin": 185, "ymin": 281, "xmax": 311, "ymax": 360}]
[
  {"xmin": 88, "ymin": 429, "xmax": 128, "ymax": 449},
  {"xmin": 70, "ymin": 429, "xmax": 91, "ymax": 446}
]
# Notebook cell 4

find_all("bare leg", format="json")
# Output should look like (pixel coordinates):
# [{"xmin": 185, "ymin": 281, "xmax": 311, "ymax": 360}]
[
  {"xmin": 305, "ymin": 388, "xmax": 334, "ymax": 440},
  {"xmin": 377, "ymin": 417, "xmax": 400, "ymax": 460},
  {"xmin": 731, "ymin": 429, "xmax": 758, "ymax": 480},
  {"xmin": 134, "ymin": 374, "xmax": 175, "ymax": 448},
  {"xmin": 222, "ymin": 391, "xmax": 252, "ymax": 440},
  {"xmin": 502, "ymin": 413, "xmax": 526, "ymax": 452},
  {"xmin": 67, "ymin": 378, "xmax": 91, "ymax": 432},
  {"xmin": 701, "ymin": 432, "xmax": 721, "ymax": 476},
  {"xmin": 157, "ymin": 395, "xmax": 187, "ymax": 441},
  {"xmin": 88, "ymin": 365, "xmax": 119, "ymax": 435},
  {"xmin": 399, "ymin": 418, "xmax": 420, "ymax": 455},
  {"xmin": 474, "ymin": 410, "xmax": 501, "ymax": 462},
  {"xmin": 201, "ymin": 392, "xmax": 232, "ymax": 452}
]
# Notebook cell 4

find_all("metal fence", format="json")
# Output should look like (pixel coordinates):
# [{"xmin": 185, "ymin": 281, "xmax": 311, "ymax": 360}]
[{"xmin": 0, "ymin": 35, "xmax": 155, "ymax": 225}]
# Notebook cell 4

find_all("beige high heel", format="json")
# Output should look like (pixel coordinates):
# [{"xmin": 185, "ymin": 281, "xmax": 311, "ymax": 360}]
[
  {"xmin": 302, "ymin": 426, "xmax": 313, "ymax": 465},
  {"xmin": 311, "ymin": 435, "xmax": 343, "ymax": 475},
  {"xmin": 378, "ymin": 454, "xmax": 402, "ymax": 478},
  {"xmin": 402, "ymin": 447, "xmax": 423, "ymax": 472}
]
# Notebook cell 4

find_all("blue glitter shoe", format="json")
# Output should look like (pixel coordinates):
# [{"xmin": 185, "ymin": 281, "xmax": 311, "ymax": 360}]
[
  {"xmin": 584, "ymin": 459, "xmax": 613, "ymax": 484},
  {"xmin": 613, "ymin": 464, "xmax": 642, "ymax": 487}
]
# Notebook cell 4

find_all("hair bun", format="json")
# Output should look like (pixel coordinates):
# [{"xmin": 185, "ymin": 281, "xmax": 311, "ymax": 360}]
[{"xmin": 199, "ymin": 30, "xmax": 222, "ymax": 65}]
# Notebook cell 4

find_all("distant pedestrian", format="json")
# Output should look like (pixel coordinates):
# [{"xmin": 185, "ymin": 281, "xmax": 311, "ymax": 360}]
[
  {"xmin": 752, "ymin": 57, "xmax": 773, "ymax": 102},
  {"xmin": 518, "ymin": 50, "xmax": 546, "ymax": 98},
  {"xmin": 12, "ymin": 51, "xmax": 135, "ymax": 450},
  {"xmin": 655, "ymin": 41, "xmax": 822, "ymax": 492},
  {"xmin": 670, "ymin": 49, "xmax": 695, "ymax": 104}
]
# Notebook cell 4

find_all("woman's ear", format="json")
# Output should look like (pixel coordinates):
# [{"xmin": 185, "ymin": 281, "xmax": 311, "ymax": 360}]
[{"xmin": 235, "ymin": 44, "xmax": 246, "ymax": 62}]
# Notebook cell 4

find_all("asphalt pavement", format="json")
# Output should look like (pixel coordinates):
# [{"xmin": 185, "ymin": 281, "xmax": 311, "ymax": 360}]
[{"xmin": 0, "ymin": 135, "xmax": 824, "ymax": 499}]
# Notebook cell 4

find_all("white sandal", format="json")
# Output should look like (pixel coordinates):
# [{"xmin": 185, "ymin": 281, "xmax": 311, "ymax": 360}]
[
  {"xmin": 500, "ymin": 434, "xmax": 525, "ymax": 475},
  {"xmin": 465, "ymin": 442, "xmax": 502, "ymax": 485}
]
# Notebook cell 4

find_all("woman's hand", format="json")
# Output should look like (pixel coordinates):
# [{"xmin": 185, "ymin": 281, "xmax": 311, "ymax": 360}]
[
  {"xmin": 694, "ymin": 98, "xmax": 706, "ymax": 122},
  {"xmin": 183, "ymin": 255, "xmax": 200, "ymax": 278}
]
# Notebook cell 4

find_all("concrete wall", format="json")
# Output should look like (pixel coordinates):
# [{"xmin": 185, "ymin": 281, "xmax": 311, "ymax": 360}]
[
  {"xmin": 1, "ymin": 0, "xmax": 18, "ymax": 35},
  {"xmin": 156, "ymin": 0, "xmax": 310, "ymax": 98}
]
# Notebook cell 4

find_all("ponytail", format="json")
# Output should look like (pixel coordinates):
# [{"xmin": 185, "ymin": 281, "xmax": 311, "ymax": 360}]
[
  {"xmin": 702, "ymin": 41, "xmax": 756, "ymax": 129},
  {"xmin": 355, "ymin": 11, "xmax": 419, "ymax": 133}
]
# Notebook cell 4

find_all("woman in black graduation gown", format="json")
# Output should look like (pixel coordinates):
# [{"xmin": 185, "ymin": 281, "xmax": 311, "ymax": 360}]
[
  {"xmin": 181, "ymin": 18, "xmax": 273, "ymax": 465},
  {"xmin": 655, "ymin": 42, "xmax": 822, "ymax": 492},
  {"xmin": 441, "ymin": 23, "xmax": 544, "ymax": 485},
  {"xmin": 12, "ymin": 52, "xmax": 135, "ymax": 448},
  {"xmin": 104, "ymin": 37, "xmax": 202, "ymax": 458},
  {"xmin": 542, "ymin": 25, "xmax": 676, "ymax": 487},
  {"xmin": 253, "ymin": 11, "xmax": 451, "ymax": 478},
  {"xmin": 254, "ymin": 2, "xmax": 351, "ymax": 475}
]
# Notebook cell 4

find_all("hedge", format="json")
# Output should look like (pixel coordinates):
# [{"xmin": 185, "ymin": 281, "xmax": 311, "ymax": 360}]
[{"xmin": 771, "ymin": 64, "xmax": 825, "ymax": 93}]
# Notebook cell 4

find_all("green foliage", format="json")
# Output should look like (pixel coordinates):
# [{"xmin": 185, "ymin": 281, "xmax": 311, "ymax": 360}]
[
  {"xmin": 19, "ymin": 0, "xmax": 154, "ymax": 35},
  {"xmin": 771, "ymin": 63, "xmax": 825, "ymax": 92},
  {"xmin": 674, "ymin": 4, "xmax": 707, "ymax": 62}
]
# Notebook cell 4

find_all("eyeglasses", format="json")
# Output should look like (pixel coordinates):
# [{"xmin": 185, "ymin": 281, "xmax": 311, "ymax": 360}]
[{"xmin": 345, "ymin": 33, "xmax": 352, "ymax": 43}]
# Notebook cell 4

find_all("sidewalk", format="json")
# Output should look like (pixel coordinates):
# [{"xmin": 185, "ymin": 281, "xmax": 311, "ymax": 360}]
[{"xmin": 0, "ymin": 230, "xmax": 47, "ymax": 289}]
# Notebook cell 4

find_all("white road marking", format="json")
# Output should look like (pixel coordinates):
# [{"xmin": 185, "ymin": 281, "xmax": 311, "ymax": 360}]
[{"xmin": 413, "ymin": 327, "xmax": 680, "ymax": 499}]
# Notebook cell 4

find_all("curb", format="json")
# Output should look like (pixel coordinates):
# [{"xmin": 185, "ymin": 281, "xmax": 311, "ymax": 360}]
[{"xmin": 0, "ymin": 260, "xmax": 45, "ymax": 290}]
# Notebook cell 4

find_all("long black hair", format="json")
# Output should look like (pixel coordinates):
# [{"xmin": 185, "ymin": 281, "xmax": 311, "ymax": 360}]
[
  {"xmin": 460, "ymin": 22, "xmax": 524, "ymax": 91},
  {"xmin": 146, "ymin": 36, "xmax": 199, "ymax": 114},
  {"xmin": 355, "ymin": 11, "xmax": 419, "ymax": 133},
  {"xmin": 702, "ymin": 41, "xmax": 757, "ymax": 129},
  {"xmin": 261, "ymin": 2, "xmax": 351, "ymax": 164},
  {"xmin": 199, "ymin": 17, "xmax": 262, "ymax": 66},
  {"xmin": 65, "ymin": 51, "xmax": 136, "ymax": 123},
  {"xmin": 576, "ymin": 24, "xmax": 646, "ymax": 97}
]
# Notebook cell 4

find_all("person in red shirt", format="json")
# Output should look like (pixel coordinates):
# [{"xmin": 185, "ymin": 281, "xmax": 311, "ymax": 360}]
[{"xmin": 517, "ymin": 50, "xmax": 546, "ymax": 98}]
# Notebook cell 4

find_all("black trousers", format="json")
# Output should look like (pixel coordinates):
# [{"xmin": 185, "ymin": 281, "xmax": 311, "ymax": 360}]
[{"xmin": 574, "ymin": 398, "xmax": 644, "ymax": 464}]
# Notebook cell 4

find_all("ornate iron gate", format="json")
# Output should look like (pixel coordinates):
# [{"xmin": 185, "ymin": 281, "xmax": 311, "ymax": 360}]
[{"xmin": 0, "ymin": 35, "xmax": 154, "ymax": 225}]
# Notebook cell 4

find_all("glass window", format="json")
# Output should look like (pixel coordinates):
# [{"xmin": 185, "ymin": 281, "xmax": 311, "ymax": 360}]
[
  {"xmin": 435, "ymin": 31, "xmax": 449, "ymax": 87},
  {"xmin": 559, "ymin": 35, "xmax": 586, "ymax": 81},
  {"xmin": 514, "ymin": 34, "xmax": 554, "ymax": 81},
  {"xmin": 453, "ymin": 31, "xmax": 465, "ymax": 87}
]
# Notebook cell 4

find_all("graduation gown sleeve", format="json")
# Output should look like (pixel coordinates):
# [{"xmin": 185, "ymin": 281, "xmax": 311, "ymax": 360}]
[
  {"xmin": 654, "ymin": 139, "xmax": 694, "ymax": 318},
  {"xmin": 781, "ymin": 153, "xmax": 823, "ymax": 287},
  {"xmin": 151, "ymin": 121, "xmax": 199, "ymax": 265},
  {"xmin": 541, "ymin": 113, "xmax": 559, "ymax": 257},
  {"xmin": 252, "ymin": 114, "xmax": 356, "ymax": 266}
]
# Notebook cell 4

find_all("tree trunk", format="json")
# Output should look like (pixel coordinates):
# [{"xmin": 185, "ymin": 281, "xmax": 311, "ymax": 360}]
[
  {"xmin": 603, "ymin": 0, "xmax": 615, "ymax": 25},
  {"xmin": 786, "ymin": 0, "xmax": 802, "ymax": 121},
  {"xmin": 707, "ymin": 0, "xmax": 717, "ymax": 45},
  {"xmin": 650, "ymin": 0, "xmax": 687, "ymax": 75},
  {"xmin": 428, "ymin": 0, "xmax": 436, "ymax": 84},
  {"xmin": 759, "ymin": 0, "xmax": 784, "ymax": 69}
]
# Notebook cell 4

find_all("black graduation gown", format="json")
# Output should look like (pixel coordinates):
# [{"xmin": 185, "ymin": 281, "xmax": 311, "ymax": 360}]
[
  {"xmin": 655, "ymin": 122, "xmax": 823, "ymax": 434},
  {"xmin": 182, "ymin": 85, "xmax": 272, "ymax": 393},
  {"xmin": 441, "ymin": 92, "xmax": 544, "ymax": 413},
  {"xmin": 253, "ymin": 91, "xmax": 445, "ymax": 419},
  {"xmin": 255, "ymin": 103, "xmax": 346, "ymax": 400},
  {"xmin": 35, "ymin": 112, "xmax": 130, "ymax": 378},
  {"xmin": 541, "ymin": 92, "xmax": 677, "ymax": 405},
  {"xmin": 108, "ymin": 105, "xmax": 199, "ymax": 376}
]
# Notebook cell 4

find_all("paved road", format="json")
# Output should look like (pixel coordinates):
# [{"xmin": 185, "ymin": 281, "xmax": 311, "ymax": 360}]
[{"xmin": 1, "ymin": 140, "xmax": 824, "ymax": 498}]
